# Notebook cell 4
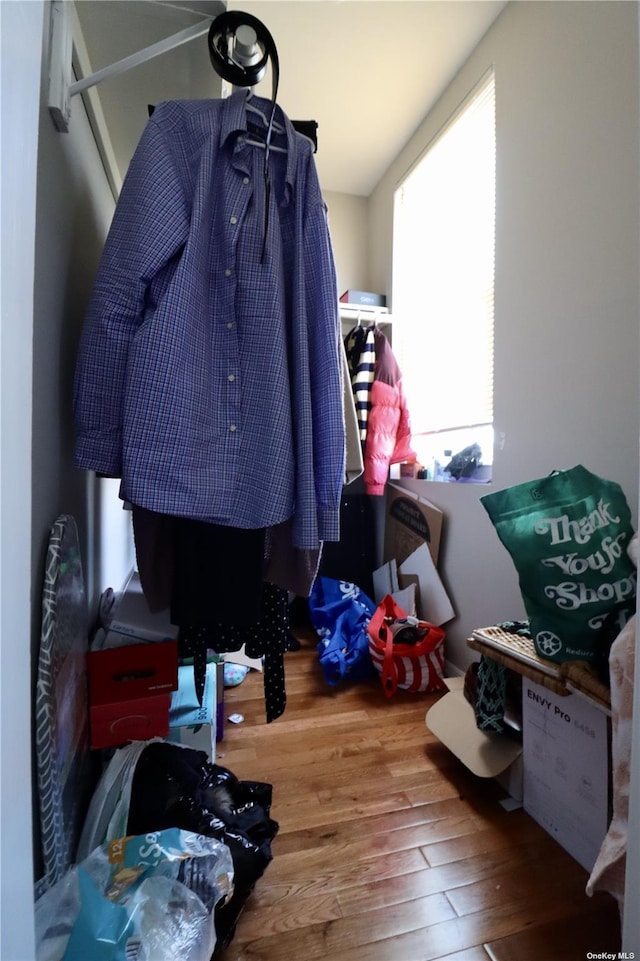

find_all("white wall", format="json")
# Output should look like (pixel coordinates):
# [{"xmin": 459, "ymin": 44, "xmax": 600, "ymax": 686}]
[
  {"xmin": 33, "ymin": 19, "xmax": 135, "ymax": 625},
  {"xmin": 28, "ymin": 0, "xmax": 136, "ymax": 901},
  {"xmin": 365, "ymin": 0, "xmax": 640, "ymax": 671},
  {"xmin": 324, "ymin": 190, "xmax": 370, "ymax": 294},
  {"xmin": 1, "ymin": 4, "xmax": 43, "ymax": 955},
  {"xmin": 30, "ymin": 33, "xmax": 138, "ymax": 885}
]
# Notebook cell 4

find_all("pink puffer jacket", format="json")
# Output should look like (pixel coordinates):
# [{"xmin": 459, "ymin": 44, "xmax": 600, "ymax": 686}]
[{"xmin": 364, "ymin": 333, "xmax": 416, "ymax": 495}]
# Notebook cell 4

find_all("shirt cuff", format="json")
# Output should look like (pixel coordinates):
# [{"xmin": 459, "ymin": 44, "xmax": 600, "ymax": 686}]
[
  {"xmin": 75, "ymin": 432, "xmax": 122, "ymax": 478},
  {"xmin": 318, "ymin": 506, "xmax": 341, "ymax": 543},
  {"xmin": 365, "ymin": 483, "xmax": 386, "ymax": 496}
]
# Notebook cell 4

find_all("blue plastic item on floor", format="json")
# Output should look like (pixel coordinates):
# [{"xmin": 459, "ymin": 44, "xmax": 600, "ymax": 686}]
[{"xmin": 223, "ymin": 662, "xmax": 250, "ymax": 687}]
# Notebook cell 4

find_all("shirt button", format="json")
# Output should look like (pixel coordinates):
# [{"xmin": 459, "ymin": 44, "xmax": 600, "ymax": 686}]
[
  {"xmin": 228, "ymin": 374, "xmax": 236, "ymax": 382},
  {"xmin": 226, "ymin": 321, "xmax": 234, "ymax": 330},
  {"xmin": 229, "ymin": 424, "xmax": 237, "ymax": 432},
  {"xmin": 224, "ymin": 268, "xmax": 232, "ymax": 277},
  {"xmin": 230, "ymin": 216, "xmax": 238, "ymax": 225},
  {"xmin": 243, "ymin": 177, "xmax": 250, "ymax": 185}
]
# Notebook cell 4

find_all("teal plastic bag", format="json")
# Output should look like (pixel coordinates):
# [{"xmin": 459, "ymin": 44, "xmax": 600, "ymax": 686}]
[
  {"xmin": 481, "ymin": 465, "xmax": 637, "ymax": 663},
  {"xmin": 35, "ymin": 828, "xmax": 234, "ymax": 961}
]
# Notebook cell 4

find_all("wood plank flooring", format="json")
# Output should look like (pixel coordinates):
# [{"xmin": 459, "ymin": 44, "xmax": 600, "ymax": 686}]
[{"xmin": 216, "ymin": 630, "xmax": 620, "ymax": 961}]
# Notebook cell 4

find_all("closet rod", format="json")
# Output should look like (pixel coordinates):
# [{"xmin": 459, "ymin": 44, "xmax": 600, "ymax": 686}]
[
  {"xmin": 69, "ymin": 19, "xmax": 212, "ymax": 97},
  {"xmin": 49, "ymin": 0, "xmax": 224, "ymax": 132}
]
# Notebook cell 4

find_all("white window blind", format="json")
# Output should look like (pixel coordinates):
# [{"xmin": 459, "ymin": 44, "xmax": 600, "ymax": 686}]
[{"xmin": 392, "ymin": 71, "xmax": 496, "ymax": 449}]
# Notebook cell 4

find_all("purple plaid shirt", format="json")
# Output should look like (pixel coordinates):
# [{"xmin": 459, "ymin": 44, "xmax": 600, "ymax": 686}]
[{"xmin": 74, "ymin": 91, "xmax": 345, "ymax": 550}]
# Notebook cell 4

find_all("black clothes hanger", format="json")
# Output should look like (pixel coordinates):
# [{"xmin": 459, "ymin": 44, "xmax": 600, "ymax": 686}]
[
  {"xmin": 208, "ymin": 11, "xmax": 280, "ymax": 261},
  {"xmin": 208, "ymin": 11, "xmax": 279, "ymax": 96}
]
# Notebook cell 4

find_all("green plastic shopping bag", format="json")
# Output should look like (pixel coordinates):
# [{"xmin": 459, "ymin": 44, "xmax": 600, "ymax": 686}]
[{"xmin": 481, "ymin": 465, "xmax": 637, "ymax": 663}]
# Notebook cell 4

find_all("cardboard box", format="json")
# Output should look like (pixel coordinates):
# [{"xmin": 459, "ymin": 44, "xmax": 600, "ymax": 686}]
[
  {"xmin": 340, "ymin": 290, "xmax": 386, "ymax": 308},
  {"xmin": 522, "ymin": 678, "xmax": 610, "ymax": 872},
  {"xmin": 399, "ymin": 462, "xmax": 419, "ymax": 479},
  {"xmin": 384, "ymin": 483, "xmax": 443, "ymax": 567},
  {"xmin": 175, "ymin": 659, "xmax": 225, "ymax": 743},
  {"xmin": 88, "ymin": 640, "xmax": 178, "ymax": 701},
  {"xmin": 87, "ymin": 640, "xmax": 178, "ymax": 749},
  {"xmin": 168, "ymin": 662, "xmax": 219, "ymax": 758},
  {"xmin": 496, "ymin": 753, "xmax": 524, "ymax": 804},
  {"xmin": 109, "ymin": 571, "xmax": 179, "ymax": 642},
  {"xmin": 216, "ymin": 660, "xmax": 225, "ymax": 742},
  {"xmin": 90, "ymin": 694, "xmax": 172, "ymax": 750}
]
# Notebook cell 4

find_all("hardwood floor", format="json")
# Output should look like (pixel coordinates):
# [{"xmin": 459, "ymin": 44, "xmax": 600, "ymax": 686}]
[{"xmin": 217, "ymin": 630, "xmax": 620, "ymax": 961}]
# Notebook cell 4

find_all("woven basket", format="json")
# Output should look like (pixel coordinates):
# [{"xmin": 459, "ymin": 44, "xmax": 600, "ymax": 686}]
[
  {"xmin": 467, "ymin": 626, "xmax": 568, "ymax": 696},
  {"xmin": 559, "ymin": 661, "xmax": 611, "ymax": 713}
]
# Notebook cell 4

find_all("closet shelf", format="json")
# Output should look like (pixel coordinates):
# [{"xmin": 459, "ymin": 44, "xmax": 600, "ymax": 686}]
[{"xmin": 339, "ymin": 303, "xmax": 391, "ymax": 325}]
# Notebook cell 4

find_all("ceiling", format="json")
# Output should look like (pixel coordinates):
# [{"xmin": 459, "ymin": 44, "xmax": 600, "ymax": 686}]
[{"xmin": 74, "ymin": 0, "xmax": 507, "ymax": 197}]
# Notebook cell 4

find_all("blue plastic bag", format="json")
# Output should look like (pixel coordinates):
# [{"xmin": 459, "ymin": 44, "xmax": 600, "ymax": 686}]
[{"xmin": 308, "ymin": 577, "xmax": 377, "ymax": 686}]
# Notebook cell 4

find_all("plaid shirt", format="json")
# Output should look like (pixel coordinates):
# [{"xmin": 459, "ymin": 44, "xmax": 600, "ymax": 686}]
[{"xmin": 74, "ymin": 91, "xmax": 345, "ymax": 550}]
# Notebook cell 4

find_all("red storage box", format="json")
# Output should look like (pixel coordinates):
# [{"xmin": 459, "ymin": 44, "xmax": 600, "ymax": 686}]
[
  {"xmin": 90, "ymin": 693, "xmax": 172, "ymax": 750},
  {"xmin": 339, "ymin": 289, "xmax": 386, "ymax": 308},
  {"xmin": 88, "ymin": 640, "xmax": 178, "ymax": 749}
]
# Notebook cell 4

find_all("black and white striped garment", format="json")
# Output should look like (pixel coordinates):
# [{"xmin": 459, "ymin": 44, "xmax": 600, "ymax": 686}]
[{"xmin": 344, "ymin": 325, "xmax": 376, "ymax": 442}]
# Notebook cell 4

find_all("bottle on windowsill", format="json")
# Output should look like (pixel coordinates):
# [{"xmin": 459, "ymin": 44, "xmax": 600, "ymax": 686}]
[
  {"xmin": 431, "ymin": 450, "xmax": 453, "ymax": 482},
  {"xmin": 440, "ymin": 449, "xmax": 453, "ymax": 482}
]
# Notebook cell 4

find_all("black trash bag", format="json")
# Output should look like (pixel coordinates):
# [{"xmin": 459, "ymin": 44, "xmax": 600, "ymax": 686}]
[
  {"xmin": 126, "ymin": 741, "xmax": 279, "ymax": 954},
  {"xmin": 444, "ymin": 443, "xmax": 483, "ymax": 479}
]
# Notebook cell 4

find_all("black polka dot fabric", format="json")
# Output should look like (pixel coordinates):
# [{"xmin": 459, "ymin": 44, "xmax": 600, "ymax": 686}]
[
  {"xmin": 177, "ymin": 582, "xmax": 289, "ymax": 723},
  {"xmin": 130, "ymin": 507, "xmax": 290, "ymax": 724}
]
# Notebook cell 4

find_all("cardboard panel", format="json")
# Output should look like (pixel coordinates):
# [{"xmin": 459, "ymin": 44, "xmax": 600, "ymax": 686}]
[
  {"xmin": 426, "ymin": 678, "xmax": 522, "ymax": 779},
  {"xmin": 384, "ymin": 483, "xmax": 443, "ymax": 567}
]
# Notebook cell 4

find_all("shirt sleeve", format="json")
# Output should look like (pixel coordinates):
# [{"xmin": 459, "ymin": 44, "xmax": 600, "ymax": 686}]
[
  {"xmin": 73, "ymin": 110, "xmax": 190, "ymax": 476},
  {"xmin": 305, "ymin": 199, "xmax": 346, "ymax": 542},
  {"xmin": 364, "ymin": 378, "xmax": 417, "ymax": 496},
  {"xmin": 287, "ymin": 175, "xmax": 346, "ymax": 550}
]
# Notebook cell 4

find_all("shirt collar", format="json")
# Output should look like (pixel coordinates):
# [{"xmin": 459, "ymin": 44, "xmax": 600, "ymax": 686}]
[{"xmin": 220, "ymin": 89, "xmax": 298, "ymax": 198}]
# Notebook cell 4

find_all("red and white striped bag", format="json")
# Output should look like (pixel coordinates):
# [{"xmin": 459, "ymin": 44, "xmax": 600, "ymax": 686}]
[{"xmin": 367, "ymin": 594, "xmax": 446, "ymax": 697}]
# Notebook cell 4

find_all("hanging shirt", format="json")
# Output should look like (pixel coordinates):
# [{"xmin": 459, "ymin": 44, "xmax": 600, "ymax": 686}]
[
  {"xmin": 340, "ymin": 338, "xmax": 364, "ymax": 485},
  {"xmin": 343, "ymin": 325, "xmax": 376, "ymax": 442},
  {"xmin": 73, "ymin": 90, "xmax": 345, "ymax": 551}
]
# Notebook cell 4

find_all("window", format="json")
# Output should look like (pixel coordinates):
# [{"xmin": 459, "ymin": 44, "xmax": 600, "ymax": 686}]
[{"xmin": 392, "ymin": 70, "xmax": 496, "ymax": 481}]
